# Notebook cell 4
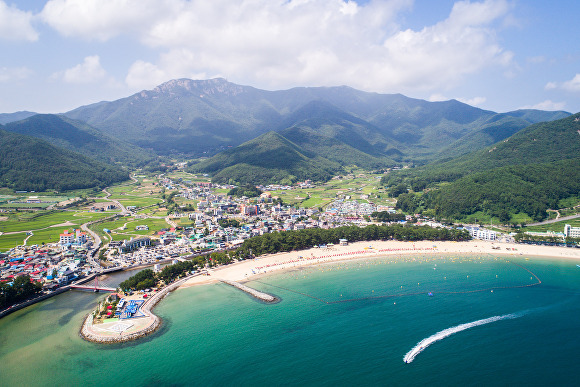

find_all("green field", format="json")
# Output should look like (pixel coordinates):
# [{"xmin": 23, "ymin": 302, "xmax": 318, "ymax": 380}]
[
  {"xmin": 0, "ymin": 203, "xmax": 52, "ymax": 209},
  {"xmin": 91, "ymin": 216, "xmax": 170, "ymax": 241},
  {"xmin": 265, "ymin": 174, "xmax": 393, "ymax": 209},
  {"xmin": 0, "ymin": 210, "xmax": 114, "ymax": 250},
  {"xmin": 117, "ymin": 197, "xmax": 163, "ymax": 208},
  {"xmin": 0, "ymin": 233, "xmax": 28, "ymax": 251}
]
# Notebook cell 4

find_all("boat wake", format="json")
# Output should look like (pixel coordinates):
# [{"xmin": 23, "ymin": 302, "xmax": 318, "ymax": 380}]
[{"xmin": 403, "ymin": 312, "xmax": 524, "ymax": 364}]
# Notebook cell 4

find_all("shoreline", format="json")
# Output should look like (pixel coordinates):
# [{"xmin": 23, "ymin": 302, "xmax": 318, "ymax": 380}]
[
  {"xmin": 181, "ymin": 240, "xmax": 580, "ymax": 288},
  {"xmin": 81, "ymin": 239, "xmax": 580, "ymax": 343}
]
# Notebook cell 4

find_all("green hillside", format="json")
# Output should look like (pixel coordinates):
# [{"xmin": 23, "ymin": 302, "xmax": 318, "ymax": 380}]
[
  {"xmin": 433, "ymin": 110, "xmax": 570, "ymax": 161},
  {"xmin": 188, "ymin": 131, "xmax": 341, "ymax": 184},
  {"xmin": 280, "ymin": 126, "xmax": 392, "ymax": 169},
  {"xmin": 0, "ymin": 129, "xmax": 128, "ymax": 191},
  {"xmin": 428, "ymin": 158, "xmax": 580, "ymax": 222},
  {"xmin": 384, "ymin": 113, "xmax": 580, "ymax": 188},
  {"xmin": 3, "ymin": 114, "xmax": 154, "ymax": 167},
  {"xmin": 385, "ymin": 113, "xmax": 580, "ymax": 222}
]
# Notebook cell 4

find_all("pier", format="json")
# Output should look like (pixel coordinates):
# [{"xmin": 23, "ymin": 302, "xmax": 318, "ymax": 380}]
[{"xmin": 219, "ymin": 279, "xmax": 279, "ymax": 303}]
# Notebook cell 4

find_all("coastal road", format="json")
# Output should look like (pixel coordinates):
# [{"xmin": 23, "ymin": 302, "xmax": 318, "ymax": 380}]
[{"xmin": 527, "ymin": 213, "xmax": 580, "ymax": 227}]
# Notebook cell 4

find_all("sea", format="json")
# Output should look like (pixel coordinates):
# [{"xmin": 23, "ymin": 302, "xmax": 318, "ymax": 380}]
[{"xmin": 1, "ymin": 253, "xmax": 579, "ymax": 386}]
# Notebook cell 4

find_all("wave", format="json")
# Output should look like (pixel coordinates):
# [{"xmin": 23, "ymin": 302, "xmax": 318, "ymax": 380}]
[{"xmin": 403, "ymin": 312, "xmax": 524, "ymax": 364}]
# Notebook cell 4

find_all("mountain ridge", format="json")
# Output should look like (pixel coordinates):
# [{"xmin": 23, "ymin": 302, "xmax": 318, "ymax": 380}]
[{"xmin": 63, "ymin": 78, "xmax": 571, "ymax": 162}]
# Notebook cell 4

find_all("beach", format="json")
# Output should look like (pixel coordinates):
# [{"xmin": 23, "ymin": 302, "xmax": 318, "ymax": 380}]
[{"xmin": 180, "ymin": 240, "xmax": 580, "ymax": 288}]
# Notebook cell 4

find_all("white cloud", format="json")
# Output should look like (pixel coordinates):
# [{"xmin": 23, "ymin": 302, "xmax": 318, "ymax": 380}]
[
  {"xmin": 0, "ymin": 1, "xmax": 38, "ymax": 41},
  {"xmin": 40, "ymin": 0, "xmax": 179, "ymax": 41},
  {"xmin": 125, "ymin": 61, "xmax": 170, "ymax": 90},
  {"xmin": 545, "ymin": 74, "xmax": 580, "ymax": 92},
  {"xmin": 41, "ymin": 0, "xmax": 515, "ymax": 94},
  {"xmin": 458, "ymin": 96, "xmax": 487, "ymax": 106},
  {"xmin": 0, "ymin": 67, "xmax": 33, "ymax": 82},
  {"xmin": 429, "ymin": 94, "xmax": 486, "ymax": 107},
  {"xmin": 561, "ymin": 74, "xmax": 580, "ymax": 92},
  {"xmin": 51, "ymin": 55, "xmax": 107, "ymax": 84},
  {"xmin": 520, "ymin": 100, "xmax": 566, "ymax": 111},
  {"xmin": 428, "ymin": 93, "xmax": 449, "ymax": 102}
]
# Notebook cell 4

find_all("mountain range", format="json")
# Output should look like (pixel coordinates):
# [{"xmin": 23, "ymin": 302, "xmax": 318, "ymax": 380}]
[
  {"xmin": 63, "ymin": 78, "xmax": 568, "ymax": 163},
  {"xmin": 0, "ymin": 77, "xmax": 573, "ymax": 190}
]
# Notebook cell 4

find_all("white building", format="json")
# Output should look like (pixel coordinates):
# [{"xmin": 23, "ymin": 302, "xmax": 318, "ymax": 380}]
[
  {"xmin": 59, "ymin": 229, "xmax": 87, "ymax": 246},
  {"xmin": 564, "ymin": 224, "xmax": 580, "ymax": 238},
  {"xmin": 466, "ymin": 227, "xmax": 497, "ymax": 241}
]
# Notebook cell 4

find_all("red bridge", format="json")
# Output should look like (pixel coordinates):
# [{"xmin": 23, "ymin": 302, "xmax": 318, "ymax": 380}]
[
  {"xmin": 70, "ymin": 285, "xmax": 116, "ymax": 292},
  {"xmin": 70, "ymin": 276, "xmax": 115, "ymax": 292}
]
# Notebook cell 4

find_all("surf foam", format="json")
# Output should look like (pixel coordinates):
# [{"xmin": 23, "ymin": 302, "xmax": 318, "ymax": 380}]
[{"xmin": 403, "ymin": 312, "xmax": 523, "ymax": 364}]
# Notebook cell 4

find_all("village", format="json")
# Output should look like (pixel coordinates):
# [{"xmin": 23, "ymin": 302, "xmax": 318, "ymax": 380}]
[{"xmin": 4, "ymin": 168, "xmax": 578, "ymax": 303}]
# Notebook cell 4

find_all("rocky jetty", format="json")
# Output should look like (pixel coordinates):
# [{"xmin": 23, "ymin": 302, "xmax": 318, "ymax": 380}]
[{"xmin": 219, "ymin": 279, "xmax": 279, "ymax": 303}]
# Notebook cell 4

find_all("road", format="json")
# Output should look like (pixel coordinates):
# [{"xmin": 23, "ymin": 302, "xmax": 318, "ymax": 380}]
[
  {"xmin": 527, "ymin": 213, "xmax": 580, "ymax": 227},
  {"xmin": 102, "ymin": 188, "xmax": 131, "ymax": 216}
]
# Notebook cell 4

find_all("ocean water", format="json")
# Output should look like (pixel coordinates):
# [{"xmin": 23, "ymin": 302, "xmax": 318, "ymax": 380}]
[{"xmin": 1, "ymin": 254, "xmax": 579, "ymax": 386}]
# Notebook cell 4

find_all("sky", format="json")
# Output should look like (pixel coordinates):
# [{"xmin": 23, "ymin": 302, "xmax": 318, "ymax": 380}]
[{"xmin": 1, "ymin": 0, "xmax": 580, "ymax": 114}]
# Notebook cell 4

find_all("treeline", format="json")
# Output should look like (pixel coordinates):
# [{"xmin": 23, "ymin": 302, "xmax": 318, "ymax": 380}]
[
  {"xmin": 371, "ymin": 211, "xmax": 406, "ymax": 222},
  {"xmin": 235, "ymin": 224, "xmax": 470, "ymax": 257},
  {"xmin": 119, "ymin": 269, "xmax": 156, "ymax": 291},
  {"xmin": 228, "ymin": 184, "xmax": 262, "ymax": 198},
  {"xmin": 514, "ymin": 233, "xmax": 580, "ymax": 246},
  {"xmin": 0, "ymin": 275, "xmax": 42, "ymax": 309},
  {"xmin": 119, "ymin": 253, "xmax": 229, "ymax": 291},
  {"xmin": 118, "ymin": 224, "xmax": 471, "ymax": 291}
]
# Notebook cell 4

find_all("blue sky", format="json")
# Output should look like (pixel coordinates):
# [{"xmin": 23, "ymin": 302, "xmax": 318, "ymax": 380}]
[{"xmin": 1, "ymin": 0, "xmax": 580, "ymax": 114}]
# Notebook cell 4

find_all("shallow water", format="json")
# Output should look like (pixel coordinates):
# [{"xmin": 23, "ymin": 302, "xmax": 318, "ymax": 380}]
[{"xmin": 1, "ymin": 254, "xmax": 579, "ymax": 386}]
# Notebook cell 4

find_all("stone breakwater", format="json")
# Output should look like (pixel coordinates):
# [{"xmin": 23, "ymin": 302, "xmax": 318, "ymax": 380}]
[
  {"xmin": 219, "ymin": 279, "xmax": 279, "ymax": 303},
  {"xmin": 80, "ymin": 274, "xmax": 199, "ymax": 344}
]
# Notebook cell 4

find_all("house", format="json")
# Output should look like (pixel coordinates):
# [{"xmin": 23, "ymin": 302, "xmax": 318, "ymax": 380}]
[{"xmin": 120, "ymin": 237, "xmax": 151, "ymax": 252}]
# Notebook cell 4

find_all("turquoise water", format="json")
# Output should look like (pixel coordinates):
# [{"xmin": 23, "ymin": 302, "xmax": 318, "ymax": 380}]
[{"xmin": 1, "ymin": 254, "xmax": 579, "ymax": 386}]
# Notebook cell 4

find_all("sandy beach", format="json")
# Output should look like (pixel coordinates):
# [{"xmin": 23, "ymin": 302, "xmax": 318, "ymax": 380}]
[{"xmin": 180, "ymin": 240, "xmax": 580, "ymax": 288}]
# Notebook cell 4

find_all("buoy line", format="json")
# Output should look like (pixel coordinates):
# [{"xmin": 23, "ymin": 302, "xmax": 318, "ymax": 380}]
[{"xmin": 254, "ymin": 260, "xmax": 542, "ymax": 305}]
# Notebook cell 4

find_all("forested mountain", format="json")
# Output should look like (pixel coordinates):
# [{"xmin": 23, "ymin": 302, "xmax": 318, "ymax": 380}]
[
  {"xmin": 64, "ymin": 78, "xmax": 569, "ymax": 162},
  {"xmin": 188, "ymin": 131, "xmax": 342, "ymax": 184},
  {"xmin": 428, "ymin": 158, "xmax": 580, "ymax": 222},
  {"xmin": 0, "ymin": 129, "xmax": 128, "ymax": 191},
  {"xmin": 3, "ymin": 114, "xmax": 155, "ymax": 167},
  {"xmin": 433, "ymin": 109, "xmax": 570, "ymax": 161},
  {"xmin": 0, "ymin": 111, "xmax": 36, "ymax": 125},
  {"xmin": 385, "ymin": 113, "xmax": 580, "ymax": 188},
  {"xmin": 385, "ymin": 113, "xmax": 580, "ymax": 222}
]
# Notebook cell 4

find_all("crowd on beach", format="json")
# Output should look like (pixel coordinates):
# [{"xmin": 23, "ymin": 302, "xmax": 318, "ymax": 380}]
[{"xmin": 252, "ymin": 245, "xmax": 439, "ymax": 273}]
